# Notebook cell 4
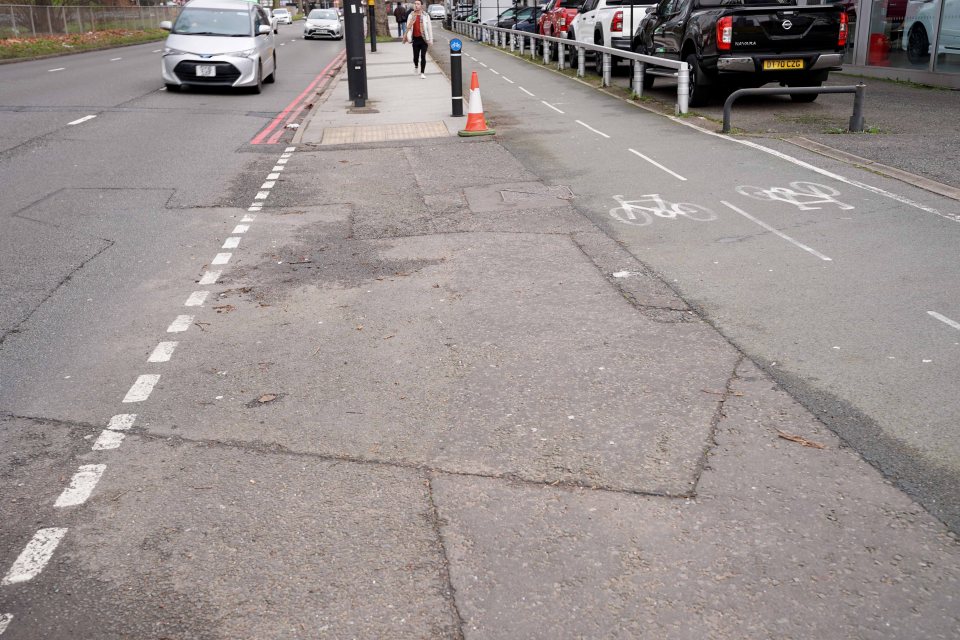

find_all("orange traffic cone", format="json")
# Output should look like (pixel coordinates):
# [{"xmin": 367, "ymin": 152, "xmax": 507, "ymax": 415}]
[{"xmin": 458, "ymin": 71, "xmax": 495, "ymax": 137}]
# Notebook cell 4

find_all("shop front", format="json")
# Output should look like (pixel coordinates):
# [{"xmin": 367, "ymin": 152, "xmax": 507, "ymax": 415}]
[{"xmin": 831, "ymin": 0, "xmax": 960, "ymax": 86}]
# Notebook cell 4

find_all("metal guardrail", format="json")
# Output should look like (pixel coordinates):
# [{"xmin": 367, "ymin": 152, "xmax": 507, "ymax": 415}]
[
  {"xmin": 722, "ymin": 84, "xmax": 866, "ymax": 133},
  {"xmin": 453, "ymin": 19, "xmax": 691, "ymax": 115}
]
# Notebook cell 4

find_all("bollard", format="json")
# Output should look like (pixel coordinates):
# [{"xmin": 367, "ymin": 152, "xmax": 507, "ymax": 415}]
[
  {"xmin": 578, "ymin": 46, "xmax": 585, "ymax": 78},
  {"xmin": 602, "ymin": 52, "xmax": 611, "ymax": 87},
  {"xmin": 450, "ymin": 38, "xmax": 464, "ymax": 117},
  {"xmin": 677, "ymin": 63, "xmax": 690, "ymax": 114},
  {"xmin": 850, "ymin": 83, "xmax": 866, "ymax": 132},
  {"xmin": 633, "ymin": 61, "xmax": 644, "ymax": 97}
]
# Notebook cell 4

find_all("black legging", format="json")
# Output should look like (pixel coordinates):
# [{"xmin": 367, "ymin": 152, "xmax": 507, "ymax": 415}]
[{"xmin": 412, "ymin": 36, "xmax": 428, "ymax": 73}]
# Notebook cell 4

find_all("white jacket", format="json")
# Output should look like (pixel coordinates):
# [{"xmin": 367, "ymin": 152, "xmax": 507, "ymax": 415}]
[{"xmin": 403, "ymin": 11, "xmax": 433, "ymax": 43}]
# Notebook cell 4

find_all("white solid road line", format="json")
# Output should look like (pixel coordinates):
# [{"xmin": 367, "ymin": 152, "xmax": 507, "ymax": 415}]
[
  {"xmin": 928, "ymin": 311, "xmax": 960, "ymax": 331},
  {"xmin": 167, "ymin": 315, "xmax": 194, "ymax": 333},
  {"xmin": 722, "ymin": 201, "xmax": 833, "ymax": 262},
  {"xmin": 1, "ymin": 528, "xmax": 68, "ymax": 586},
  {"xmin": 198, "ymin": 270, "xmax": 221, "ymax": 285},
  {"xmin": 122, "ymin": 374, "xmax": 160, "ymax": 403},
  {"xmin": 48, "ymin": 67, "xmax": 65, "ymax": 72},
  {"xmin": 222, "ymin": 237, "xmax": 241, "ymax": 250},
  {"xmin": 628, "ymin": 148, "xmax": 686, "ymax": 181},
  {"xmin": 0, "ymin": 613, "xmax": 12, "ymax": 635},
  {"xmin": 54, "ymin": 464, "xmax": 107, "ymax": 508},
  {"xmin": 185, "ymin": 290, "xmax": 210, "ymax": 306},
  {"xmin": 148, "ymin": 341, "xmax": 178, "ymax": 363},
  {"xmin": 519, "ymin": 86, "xmax": 535, "ymax": 97},
  {"xmin": 232, "ymin": 224, "xmax": 250, "ymax": 234},
  {"xmin": 576, "ymin": 120, "xmax": 610, "ymax": 138},
  {"xmin": 541, "ymin": 100, "xmax": 564, "ymax": 114},
  {"xmin": 67, "ymin": 115, "xmax": 96, "ymax": 126},
  {"xmin": 212, "ymin": 252, "xmax": 232, "ymax": 265}
]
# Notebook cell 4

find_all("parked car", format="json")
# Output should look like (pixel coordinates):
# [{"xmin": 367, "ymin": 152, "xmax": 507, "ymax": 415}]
[
  {"xmin": 631, "ymin": 0, "xmax": 847, "ymax": 106},
  {"xmin": 160, "ymin": 0, "xmax": 276, "ymax": 93},
  {"xmin": 304, "ymin": 8, "xmax": 343, "ymax": 39},
  {"xmin": 902, "ymin": 0, "xmax": 958, "ymax": 64},
  {"xmin": 497, "ymin": 4, "xmax": 539, "ymax": 28},
  {"xmin": 512, "ymin": 5, "xmax": 543, "ymax": 32},
  {"xmin": 428, "ymin": 3, "xmax": 447, "ymax": 19},
  {"xmin": 272, "ymin": 7, "xmax": 293, "ymax": 24},
  {"xmin": 486, "ymin": 6, "xmax": 519, "ymax": 26},
  {"xmin": 571, "ymin": 0, "xmax": 654, "ymax": 72},
  {"xmin": 539, "ymin": 0, "xmax": 580, "ymax": 54}
]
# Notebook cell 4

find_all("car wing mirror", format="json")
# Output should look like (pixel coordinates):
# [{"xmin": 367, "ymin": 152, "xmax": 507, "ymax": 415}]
[
  {"xmin": 645, "ymin": 5, "xmax": 656, "ymax": 13},
  {"xmin": 258, "ymin": 24, "xmax": 272, "ymax": 34},
  {"xmin": 160, "ymin": 20, "xmax": 173, "ymax": 30}
]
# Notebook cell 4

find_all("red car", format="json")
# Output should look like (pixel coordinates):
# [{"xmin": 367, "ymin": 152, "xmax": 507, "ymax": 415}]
[{"xmin": 538, "ymin": 0, "xmax": 579, "ymax": 56}]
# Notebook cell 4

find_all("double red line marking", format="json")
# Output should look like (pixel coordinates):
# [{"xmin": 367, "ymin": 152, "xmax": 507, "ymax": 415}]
[{"xmin": 251, "ymin": 49, "xmax": 347, "ymax": 145}]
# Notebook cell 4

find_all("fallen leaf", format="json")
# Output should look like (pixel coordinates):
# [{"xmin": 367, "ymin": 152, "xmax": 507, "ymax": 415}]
[
  {"xmin": 383, "ymin": 335, "xmax": 394, "ymax": 340},
  {"xmin": 356, "ymin": 325, "xmax": 364, "ymax": 331},
  {"xmin": 776, "ymin": 429, "xmax": 826, "ymax": 449},
  {"xmin": 258, "ymin": 394, "xmax": 277, "ymax": 403}
]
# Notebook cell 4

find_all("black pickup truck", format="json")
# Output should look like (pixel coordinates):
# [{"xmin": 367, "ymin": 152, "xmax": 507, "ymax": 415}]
[{"xmin": 631, "ymin": 0, "xmax": 848, "ymax": 106}]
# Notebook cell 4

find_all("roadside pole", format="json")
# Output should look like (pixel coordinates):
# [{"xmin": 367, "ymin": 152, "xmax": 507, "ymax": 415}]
[
  {"xmin": 367, "ymin": 0, "xmax": 376, "ymax": 51},
  {"xmin": 450, "ymin": 38, "xmax": 464, "ymax": 116}
]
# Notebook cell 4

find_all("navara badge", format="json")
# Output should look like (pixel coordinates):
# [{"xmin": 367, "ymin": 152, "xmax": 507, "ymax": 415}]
[{"xmin": 782, "ymin": 19, "xmax": 793, "ymax": 29}]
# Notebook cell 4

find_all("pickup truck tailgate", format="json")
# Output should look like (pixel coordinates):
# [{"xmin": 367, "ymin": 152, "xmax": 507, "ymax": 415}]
[{"xmin": 730, "ymin": 6, "xmax": 843, "ymax": 53}]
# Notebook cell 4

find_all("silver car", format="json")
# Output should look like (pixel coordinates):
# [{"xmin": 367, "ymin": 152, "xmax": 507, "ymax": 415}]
[
  {"xmin": 303, "ymin": 8, "xmax": 342, "ymax": 39},
  {"xmin": 272, "ymin": 7, "xmax": 293, "ymax": 24},
  {"xmin": 160, "ymin": 0, "xmax": 277, "ymax": 93}
]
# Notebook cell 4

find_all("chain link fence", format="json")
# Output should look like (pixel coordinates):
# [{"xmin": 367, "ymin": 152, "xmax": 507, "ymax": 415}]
[{"xmin": 0, "ymin": 4, "xmax": 181, "ymax": 38}]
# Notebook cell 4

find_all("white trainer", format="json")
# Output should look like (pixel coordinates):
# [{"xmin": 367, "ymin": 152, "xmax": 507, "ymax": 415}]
[{"xmin": 420, "ymin": 73, "xmax": 425, "ymax": 78}]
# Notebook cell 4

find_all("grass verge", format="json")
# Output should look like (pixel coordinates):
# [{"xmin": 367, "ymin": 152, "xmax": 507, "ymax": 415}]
[{"xmin": 0, "ymin": 29, "xmax": 167, "ymax": 61}]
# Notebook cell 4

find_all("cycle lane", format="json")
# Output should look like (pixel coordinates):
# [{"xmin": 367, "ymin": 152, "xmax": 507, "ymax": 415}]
[{"xmin": 442, "ymin": 34, "xmax": 960, "ymax": 531}]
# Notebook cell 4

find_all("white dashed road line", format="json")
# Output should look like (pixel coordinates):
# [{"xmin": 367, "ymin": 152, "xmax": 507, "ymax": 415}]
[
  {"xmin": 490, "ymin": 69, "xmax": 500, "ymax": 75},
  {"xmin": 628, "ymin": 148, "xmax": 686, "ymax": 181},
  {"xmin": 122, "ymin": 374, "xmax": 161, "ymax": 403},
  {"xmin": 260, "ymin": 180, "xmax": 276, "ymax": 189},
  {"xmin": 167, "ymin": 315, "xmax": 194, "ymax": 333},
  {"xmin": 242, "ymin": 214, "xmax": 257, "ymax": 221},
  {"xmin": 110, "ymin": 57, "xmax": 122, "ymax": 61},
  {"xmin": 92, "ymin": 414, "xmax": 137, "ymax": 451},
  {"xmin": 48, "ymin": 67, "xmax": 65, "ymax": 72},
  {"xmin": 541, "ymin": 100, "xmax": 564, "ymax": 114},
  {"xmin": 255, "ymin": 191, "xmax": 270, "ymax": 200},
  {"xmin": 222, "ymin": 237, "xmax": 241, "ymax": 250},
  {"xmin": 1, "ymin": 528, "xmax": 68, "ymax": 586},
  {"xmin": 54, "ymin": 465, "xmax": 107, "ymax": 508},
  {"xmin": 148, "ymin": 341, "xmax": 178, "ymax": 363},
  {"xmin": 0, "ymin": 613, "xmax": 12, "ymax": 634},
  {"xmin": 232, "ymin": 224, "xmax": 250, "ymax": 234},
  {"xmin": 928, "ymin": 311, "xmax": 960, "ymax": 331},
  {"xmin": 502, "ymin": 76, "xmax": 514, "ymax": 84},
  {"xmin": 721, "ymin": 201, "xmax": 832, "ymax": 262},
  {"xmin": 212, "ymin": 252, "xmax": 232, "ymax": 265},
  {"xmin": 198, "ymin": 270, "xmax": 221, "ymax": 285},
  {"xmin": 185, "ymin": 290, "xmax": 210, "ymax": 306},
  {"xmin": 519, "ymin": 86, "xmax": 535, "ymax": 97},
  {"xmin": 67, "ymin": 115, "xmax": 96, "ymax": 126},
  {"xmin": 575, "ymin": 120, "xmax": 610, "ymax": 138}
]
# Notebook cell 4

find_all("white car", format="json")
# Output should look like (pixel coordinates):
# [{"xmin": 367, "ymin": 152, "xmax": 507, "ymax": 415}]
[
  {"xmin": 304, "ymin": 8, "xmax": 342, "ymax": 39},
  {"xmin": 427, "ymin": 3, "xmax": 446, "ymax": 19},
  {"xmin": 903, "ymin": 0, "xmax": 960, "ymax": 65},
  {"xmin": 272, "ymin": 7, "xmax": 292, "ymax": 24},
  {"xmin": 160, "ymin": 0, "xmax": 277, "ymax": 93}
]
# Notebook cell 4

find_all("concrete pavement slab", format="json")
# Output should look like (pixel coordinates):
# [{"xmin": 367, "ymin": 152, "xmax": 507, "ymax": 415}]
[{"xmin": 431, "ymin": 358, "xmax": 960, "ymax": 639}]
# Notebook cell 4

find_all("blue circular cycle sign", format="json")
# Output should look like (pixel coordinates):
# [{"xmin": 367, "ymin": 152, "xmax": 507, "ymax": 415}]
[{"xmin": 450, "ymin": 38, "xmax": 463, "ymax": 52}]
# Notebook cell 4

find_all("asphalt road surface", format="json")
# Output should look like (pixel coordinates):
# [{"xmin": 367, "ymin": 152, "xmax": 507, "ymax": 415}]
[{"xmin": 435, "ymin": 35, "xmax": 960, "ymax": 530}]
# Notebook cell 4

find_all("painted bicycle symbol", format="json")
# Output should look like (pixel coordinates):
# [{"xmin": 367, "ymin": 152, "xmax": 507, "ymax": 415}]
[
  {"xmin": 609, "ymin": 194, "xmax": 717, "ymax": 227},
  {"xmin": 736, "ymin": 181, "xmax": 854, "ymax": 211}
]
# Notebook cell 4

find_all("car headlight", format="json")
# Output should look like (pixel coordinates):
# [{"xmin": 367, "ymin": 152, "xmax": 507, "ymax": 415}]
[
  {"xmin": 222, "ymin": 48, "xmax": 257, "ymax": 58},
  {"xmin": 162, "ymin": 46, "xmax": 189, "ymax": 56}
]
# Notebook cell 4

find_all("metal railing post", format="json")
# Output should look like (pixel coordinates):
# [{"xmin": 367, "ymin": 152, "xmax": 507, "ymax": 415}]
[
  {"xmin": 850, "ymin": 83, "xmax": 866, "ymax": 132},
  {"xmin": 558, "ymin": 42, "xmax": 565, "ymax": 70},
  {"xmin": 677, "ymin": 63, "xmax": 690, "ymax": 114},
  {"xmin": 29, "ymin": 6, "xmax": 36, "ymax": 37},
  {"xmin": 633, "ymin": 61, "xmax": 644, "ymax": 97},
  {"xmin": 578, "ymin": 46, "xmax": 585, "ymax": 77},
  {"xmin": 543, "ymin": 38, "xmax": 550, "ymax": 64},
  {"xmin": 510, "ymin": 32, "xmax": 515, "ymax": 52},
  {"xmin": 520, "ymin": 33, "xmax": 525, "ymax": 55},
  {"xmin": 602, "ymin": 52, "xmax": 611, "ymax": 87}
]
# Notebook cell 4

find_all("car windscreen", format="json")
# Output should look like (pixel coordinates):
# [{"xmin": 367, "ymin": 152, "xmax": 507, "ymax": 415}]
[
  {"xmin": 309, "ymin": 9, "xmax": 337, "ymax": 19},
  {"xmin": 172, "ymin": 8, "xmax": 252, "ymax": 36},
  {"xmin": 274, "ymin": 9, "xmax": 289, "ymax": 13},
  {"xmin": 556, "ymin": 0, "xmax": 578, "ymax": 7}
]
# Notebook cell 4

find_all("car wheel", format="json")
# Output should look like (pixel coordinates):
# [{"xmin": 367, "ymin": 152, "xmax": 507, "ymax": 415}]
[
  {"xmin": 251, "ymin": 63, "xmax": 263, "ymax": 94},
  {"xmin": 684, "ymin": 52, "xmax": 710, "ymax": 107},
  {"xmin": 164, "ymin": 83, "xmax": 181, "ymax": 92},
  {"xmin": 788, "ymin": 80, "xmax": 820, "ymax": 102},
  {"xmin": 593, "ymin": 34, "xmax": 604, "ymax": 75},
  {"xmin": 265, "ymin": 54, "xmax": 277, "ymax": 84},
  {"xmin": 907, "ymin": 24, "xmax": 930, "ymax": 65}
]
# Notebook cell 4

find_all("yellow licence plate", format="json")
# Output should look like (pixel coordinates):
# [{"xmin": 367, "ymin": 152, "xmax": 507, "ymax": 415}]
[{"xmin": 763, "ymin": 59, "xmax": 804, "ymax": 70}]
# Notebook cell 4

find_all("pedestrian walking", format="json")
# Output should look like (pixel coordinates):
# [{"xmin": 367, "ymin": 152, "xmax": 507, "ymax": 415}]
[
  {"xmin": 394, "ymin": 2, "xmax": 407, "ymax": 39},
  {"xmin": 402, "ymin": 0, "xmax": 433, "ymax": 78}
]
